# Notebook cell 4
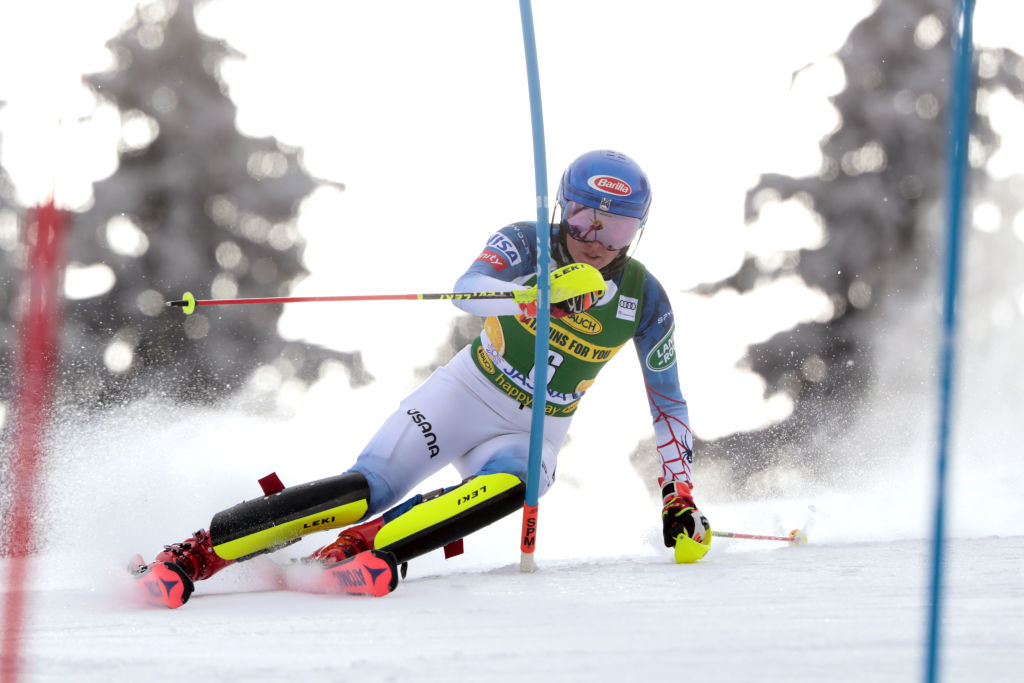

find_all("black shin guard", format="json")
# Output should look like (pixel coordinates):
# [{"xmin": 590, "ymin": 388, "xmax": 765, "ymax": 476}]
[{"xmin": 210, "ymin": 472, "xmax": 370, "ymax": 560}]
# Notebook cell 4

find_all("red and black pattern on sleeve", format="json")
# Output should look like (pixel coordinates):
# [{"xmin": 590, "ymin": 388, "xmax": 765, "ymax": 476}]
[{"xmin": 646, "ymin": 383, "xmax": 693, "ymax": 486}]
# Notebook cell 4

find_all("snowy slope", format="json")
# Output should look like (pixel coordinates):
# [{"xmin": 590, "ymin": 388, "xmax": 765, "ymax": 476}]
[
  {"xmin": 3, "ymin": 397, "xmax": 1021, "ymax": 682},
  {"xmin": 9, "ymin": 535, "xmax": 1023, "ymax": 682}
]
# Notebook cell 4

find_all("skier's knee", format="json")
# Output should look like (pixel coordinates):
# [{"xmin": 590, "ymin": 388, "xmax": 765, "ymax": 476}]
[
  {"xmin": 476, "ymin": 448, "xmax": 529, "ymax": 482},
  {"xmin": 477, "ymin": 447, "xmax": 554, "ymax": 497},
  {"xmin": 348, "ymin": 466, "xmax": 399, "ymax": 516}
]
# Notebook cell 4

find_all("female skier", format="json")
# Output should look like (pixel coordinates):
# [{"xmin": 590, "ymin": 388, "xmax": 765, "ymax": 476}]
[{"xmin": 136, "ymin": 150, "xmax": 709, "ymax": 606}]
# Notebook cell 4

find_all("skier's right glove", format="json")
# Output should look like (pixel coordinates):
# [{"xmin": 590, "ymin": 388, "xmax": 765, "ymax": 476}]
[
  {"xmin": 660, "ymin": 478, "xmax": 710, "ymax": 547},
  {"xmin": 550, "ymin": 290, "xmax": 602, "ymax": 318},
  {"xmin": 514, "ymin": 262, "xmax": 605, "ymax": 319}
]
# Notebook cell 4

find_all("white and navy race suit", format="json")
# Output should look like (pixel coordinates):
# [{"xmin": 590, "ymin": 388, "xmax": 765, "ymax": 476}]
[{"xmin": 349, "ymin": 222, "xmax": 693, "ymax": 515}]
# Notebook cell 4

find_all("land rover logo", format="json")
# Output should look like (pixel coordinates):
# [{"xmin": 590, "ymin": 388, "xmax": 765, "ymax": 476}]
[{"xmin": 645, "ymin": 324, "xmax": 676, "ymax": 371}]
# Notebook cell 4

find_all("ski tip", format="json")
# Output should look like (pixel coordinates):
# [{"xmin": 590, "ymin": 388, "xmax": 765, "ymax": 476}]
[
  {"xmin": 303, "ymin": 549, "xmax": 399, "ymax": 597},
  {"xmin": 373, "ymin": 549, "xmax": 400, "ymax": 594},
  {"xmin": 355, "ymin": 549, "xmax": 399, "ymax": 596},
  {"xmin": 131, "ymin": 560, "xmax": 195, "ymax": 608}
]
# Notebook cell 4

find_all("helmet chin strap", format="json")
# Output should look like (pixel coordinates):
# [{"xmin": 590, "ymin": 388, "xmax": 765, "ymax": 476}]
[{"xmin": 551, "ymin": 204, "xmax": 573, "ymax": 269}]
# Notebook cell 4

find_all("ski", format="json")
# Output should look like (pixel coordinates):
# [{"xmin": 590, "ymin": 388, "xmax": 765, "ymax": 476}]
[
  {"xmin": 129, "ymin": 555, "xmax": 195, "ymax": 609},
  {"xmin": 281, "ymin": 549, "xmax": 400, "ymax": 598},
  {"xmin": 128, "ymin": 548, "xmax": 399, "ymax": 608}
]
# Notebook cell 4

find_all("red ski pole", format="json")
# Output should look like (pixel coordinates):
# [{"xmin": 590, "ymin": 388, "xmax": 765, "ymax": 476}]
[
  {"xmin": 712, "ymin": 529, "xmax": 808, "ymax": 544},
  {"xmin": 166, "ymin": 290, "xmax": 519, "ymax": 315}
]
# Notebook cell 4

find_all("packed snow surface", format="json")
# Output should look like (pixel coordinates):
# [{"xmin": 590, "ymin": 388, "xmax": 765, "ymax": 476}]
[
  {"xmin": 9, "ymin": 536, "xmax": 1022, "ymax": 683},
  {"xmin": 4, "ymin": 399, "xmax": 1023, "ymax": 682}
]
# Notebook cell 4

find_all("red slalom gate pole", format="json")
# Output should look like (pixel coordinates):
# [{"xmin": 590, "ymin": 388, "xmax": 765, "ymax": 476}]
[{"xmin": 2, "ymin": 202, "xmax": 67, "ymax": 683}]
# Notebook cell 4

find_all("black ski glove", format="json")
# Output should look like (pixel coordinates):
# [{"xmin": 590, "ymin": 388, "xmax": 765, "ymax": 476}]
[{"xmin": 661, "ymin": 479, "xmax": 710, "ymax": 547}]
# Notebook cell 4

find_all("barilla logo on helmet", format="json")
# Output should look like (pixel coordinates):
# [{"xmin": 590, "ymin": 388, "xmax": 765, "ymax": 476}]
[{"xmin": 587, "ymin": 175, "xmax": 632, "ymax": 196}]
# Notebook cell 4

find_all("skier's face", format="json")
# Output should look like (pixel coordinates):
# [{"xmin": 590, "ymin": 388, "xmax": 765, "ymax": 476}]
[
  {"xmin": 562, "ymin": 201, "xmax": 637, "ymax": 270},
  {"xmin": 565, "ymin": 230, "xmax": 623, "ymax": 270}
]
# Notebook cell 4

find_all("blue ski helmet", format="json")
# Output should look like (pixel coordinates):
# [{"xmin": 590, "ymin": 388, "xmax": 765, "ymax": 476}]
[
  {"xmin": 553, "ymin": 150, "xmax": 651, "ymax": 278},
  {"xmin": 556, "ymin": 150, "xmax": 652, "ymax": 224}
]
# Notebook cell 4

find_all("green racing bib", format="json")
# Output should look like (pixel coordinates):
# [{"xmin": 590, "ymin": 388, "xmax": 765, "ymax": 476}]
[{"xmin": 471, "ymin": 259, "xmax": 646, "ymax": 416}]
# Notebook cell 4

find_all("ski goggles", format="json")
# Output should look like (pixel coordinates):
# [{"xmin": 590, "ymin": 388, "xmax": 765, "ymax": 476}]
[{"xmin": 563, "ymin": 201, "xmax": 642, "ymax": 252}]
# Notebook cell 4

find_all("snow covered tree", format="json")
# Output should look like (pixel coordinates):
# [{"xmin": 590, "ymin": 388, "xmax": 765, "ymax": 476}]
[
  {"xmin": 690, "ymin": 0, "xmax": 1024, "ymax": 486},
  {"xmin": 61, "ymin": 0, "xmax": 368, "ymax": 407}
]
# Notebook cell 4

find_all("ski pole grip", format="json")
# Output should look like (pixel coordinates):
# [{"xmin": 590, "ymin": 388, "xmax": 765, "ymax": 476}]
[{"xmin": 166, "ymin": 292, "xmax": 196, "ymax": 315}]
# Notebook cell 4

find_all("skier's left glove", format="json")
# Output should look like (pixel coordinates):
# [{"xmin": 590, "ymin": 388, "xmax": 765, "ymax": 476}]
[{"xmin": 660, "ymin": 478, "xmax": 709, "ymax": 547}]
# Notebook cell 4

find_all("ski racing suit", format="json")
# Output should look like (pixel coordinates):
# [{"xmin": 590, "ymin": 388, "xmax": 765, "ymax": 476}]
[{"xmin": 347, "ymin": 221, "xmax": 693, "ymax": 515}]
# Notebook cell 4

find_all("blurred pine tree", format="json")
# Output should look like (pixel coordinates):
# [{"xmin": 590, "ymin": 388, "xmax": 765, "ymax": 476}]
[
  {"xmin": 48, "ymin": 0, "xmax": 370, "ymax": 408},
  {"xmin": 636, "ymin": 0, "xmax": 1024, "ymax": 491}
]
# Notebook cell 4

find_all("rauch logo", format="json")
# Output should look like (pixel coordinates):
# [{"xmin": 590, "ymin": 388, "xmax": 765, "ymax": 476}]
[{"xmin": 587, "ymin": 175, "xmax": 632, "ymax": 196}]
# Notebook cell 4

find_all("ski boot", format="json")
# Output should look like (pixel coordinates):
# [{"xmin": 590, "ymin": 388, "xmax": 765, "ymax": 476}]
[
  {"xmin": 131, "ymin": 529, "xmax": 235, "ymax": 608},
  {"xmin": 153, "ymin": 529, "xmax": 236, "ymax": 581},
  {"xmin": 306, "ymin": 516, "xmax": 387, "ymax": 565}
]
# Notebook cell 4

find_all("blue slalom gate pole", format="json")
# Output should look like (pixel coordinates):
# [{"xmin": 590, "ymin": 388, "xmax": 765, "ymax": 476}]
[
  {"xmin": 926, "ymin": 1, "xmax": 975, "ymax": 681},
  {"xmin": 517, "ymin": 0, "xmax": 551, "ymax": 572}
]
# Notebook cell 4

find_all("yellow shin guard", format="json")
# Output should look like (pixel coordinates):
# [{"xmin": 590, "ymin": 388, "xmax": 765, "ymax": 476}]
[
  {"xmin": 374, "ymin": 473, "xmax": 526, "ymax": 564},
  {"xmin": 209, "ymin": 472, "xmax": 370, "ymax": 561}
]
